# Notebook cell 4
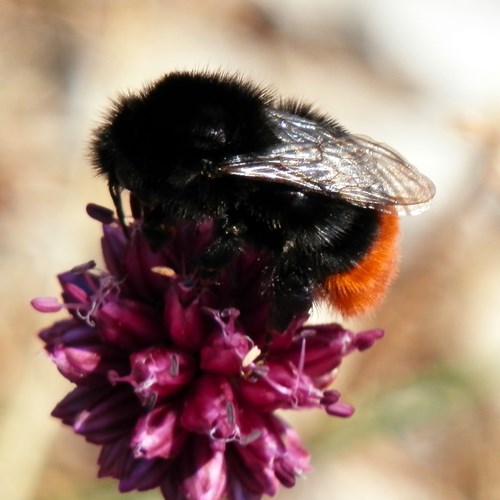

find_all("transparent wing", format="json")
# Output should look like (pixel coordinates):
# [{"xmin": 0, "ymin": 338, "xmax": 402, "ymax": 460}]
[{"xmin": 218, "ymin": 109, "xmax": 436, "ymax": 216}]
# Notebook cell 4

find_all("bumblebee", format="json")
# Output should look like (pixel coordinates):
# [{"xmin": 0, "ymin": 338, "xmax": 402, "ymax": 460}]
[{"xmin": 92, "ymin": 71, "xmax": 435, "ymax": 328}]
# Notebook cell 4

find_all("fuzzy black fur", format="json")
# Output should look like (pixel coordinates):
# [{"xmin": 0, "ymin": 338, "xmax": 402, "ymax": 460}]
[{"xmin": 91, "ymin": 71, "xmax": 380, "ymax": 328}]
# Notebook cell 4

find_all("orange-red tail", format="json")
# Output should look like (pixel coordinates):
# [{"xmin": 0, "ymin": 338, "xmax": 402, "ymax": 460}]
[{"xmin": 323, "ymin": 213, "xmax": 400, "ymax": 316}]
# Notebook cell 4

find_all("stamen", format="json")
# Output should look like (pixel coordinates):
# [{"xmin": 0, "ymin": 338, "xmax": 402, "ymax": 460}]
[
  {"xmin": 151, "ymin": 266, "xmax": 177, "ymax": 278},
  {"xmin": 76, "ymin": 307, "xmax": 96, "ymax": 327},
  {"xmin": 321, "ymin": 390, "xmax": 355, "ymax": 417},
  {"xmin": 169, "ymin": 353, "xmax": 180, "ymax": 377},
  {"xmin": 226, "ymin": 401, "xmax": 235, "ymax": 427},
  {"xmin": 238, "ymin": 429, "xmax": 261, "ymax": 446},
  {"xmin": 205, "ymin": 307, "xmax": 240, "ymax": 337},
  {"xmin": 31, "ymin": 297, "xmax": 63, "ymax": 313},
  {"xmin": 70, "ymin": 261, "xmax": 97, "ymax": 274},
  {"xmin": 108, "ymin": 183, "xmax": 130, "ymax": 239},
  {"xmin": 74, "ymin": 273, "xmax": 123, "ymax": 327},
  {"xmin": 242, "ymin": 345, "xmax": 261, "ymax": 368},
  {"xmin": 291, "ymin": 336, "xmax": 307, "ymax": 402}
]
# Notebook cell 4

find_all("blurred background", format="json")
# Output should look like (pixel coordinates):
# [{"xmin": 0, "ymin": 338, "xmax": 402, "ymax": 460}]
[{"xmin": 2, "ymin": 0, "xmax": 500, "ymax": 498}]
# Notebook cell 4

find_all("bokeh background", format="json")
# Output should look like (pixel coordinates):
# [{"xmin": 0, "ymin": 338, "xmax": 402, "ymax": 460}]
[{"xmin": 2, "ymin": 1, "xmax": 500, "ymax": 499}]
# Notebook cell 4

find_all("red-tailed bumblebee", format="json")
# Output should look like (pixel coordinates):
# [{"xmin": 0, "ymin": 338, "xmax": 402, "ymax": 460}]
[{"xmin": 91, "ymin": 71, "xmax": 435, "ymax": 328}]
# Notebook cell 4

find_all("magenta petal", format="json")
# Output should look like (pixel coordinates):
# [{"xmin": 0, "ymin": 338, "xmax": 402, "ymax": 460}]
[
  {"xmin": 97, "ymin": 299, "xmax": 165, "ymax": 349},
  {"xmin": 62, "ymin": 282, "xmax": 92, "ymax": 305},
  {"xmin": 272, "ymin": 325, "xmax": 348, "ymax": 379},
  {"xmin": 181, "ymin": 375, "xmax": 240, "ymax": 440},
  {"xmin": 309, "ymin": 324, "xmax": 383, "ymax": 368},
  {"xmin": 123, "ymin": 233, "xmax": 170, "ymax": 298},
  {"xmin": 48, "ymin": 344, "xmax": 122, "ymax": 384},
  {"xmin": 161, "ymin": 435, "xmax": 227, "ymax": 500},
  {"xmin": 352, "ymin": 328, "xmax": 385, "ymax": 350},
  {"xmin": 230, "ymin": 412, "xmax": 309, "ymax": 494},
  {"xmin": 125, "ymin": 347, "xmax": 196, "ymax": 405},
  {"xmin": 270, "ymin": 416, "xmax": 310, "ymax": 475},
  {"xmin": 41, "ymin": 319, "xmax": 126, "ymax": 384},
  {"xmin": 239, "ymin": 361, "xmax": 322, "ymax": 411},
  {"xmin": 267, "ymin": 315, "xmax": 308, "ymax": 352},
  {"xmin": 274, "ymin": 324, "xmax": 384, "ymax": 381},
  {"xmin": 164, "ymin": 287, "xmax": 206, "ymax": 350},
  {"xmin": 200, "ymin": 331, "xmax": 252, "ymax": 376},
  {"xmin": 274, "ymin": 457, "xmax": 297, "ymax": 487},
  {"xmin": 238, "ymin": 372, "xmax": 287, "ymax": 411},
  {"xmin": 131, "ymin": 404, "xmax": 187, "ymax": 459},
  {"xmin": 227, "ymin": 445, "xmax": 279, "ymax": 497},
  {"xmin": 309, "ymin": 372, "xmax": 336, "ymax": 391}
]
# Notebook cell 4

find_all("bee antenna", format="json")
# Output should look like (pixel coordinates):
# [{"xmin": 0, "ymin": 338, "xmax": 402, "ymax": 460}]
[{"xmin": 108, "ymin": 181, "xmax": 130, "ymax": 239}]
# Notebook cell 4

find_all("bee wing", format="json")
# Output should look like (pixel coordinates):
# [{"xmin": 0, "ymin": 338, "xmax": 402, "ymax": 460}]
[{"xmin": 218, "ymin": 109, "xmax": 435, "ymax": 216}]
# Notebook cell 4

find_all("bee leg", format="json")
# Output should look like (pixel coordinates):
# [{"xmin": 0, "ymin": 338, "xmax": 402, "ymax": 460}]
[{"xmin": 108, "ymin": 182, "xmax": 129, "ymax": 238}]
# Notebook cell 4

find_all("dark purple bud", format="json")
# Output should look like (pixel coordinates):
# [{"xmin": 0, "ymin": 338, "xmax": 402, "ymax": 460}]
[
  {"xmin": 118, "ymin": 456, "xmax": 172, "ymax": 493},
  {"xmin": 52, "ymin": 385, "xmax": 142, "ymax": 444},
  {"xmin": 52, "ymin": 385, "xmax": 112, "ymax": 425},
  {"xmin": 39, "ymin": 319, "xmax": 100, "ymax": 347},
  {"xmin": 226, "ymin": 474, "xmax": 264, "ymax": 500},
  {"xmin": 101, "ymin": 223, "xmax": 127, "ymax": 277},
  {"xmin": 98, "ymin": 437, "xmax": 131, "ymax": 479},
  {"xmin": 71, "ymin": 387, "xmax": 143, "ymax": 444},
  {"xmin": 98, "ymin": 437, "xmax": 172, "ymax": 493},
  {"xmin": 70, "ymin": 261, "xmax": 97, "ymax": 274},
  {"xmin": 86, "ymin": 203, "xmax": 116, "ymax": 224}
]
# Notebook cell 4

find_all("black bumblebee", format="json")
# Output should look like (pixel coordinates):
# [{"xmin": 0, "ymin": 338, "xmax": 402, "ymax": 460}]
[{"xmin": 91, "ymin": 71, "xmax": 435, "ymax": 328}]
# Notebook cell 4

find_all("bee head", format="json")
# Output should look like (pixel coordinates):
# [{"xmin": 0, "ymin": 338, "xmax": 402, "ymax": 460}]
[{"xmin": 91, "ymin": 71, "xmax": 275, "ymax": 205}]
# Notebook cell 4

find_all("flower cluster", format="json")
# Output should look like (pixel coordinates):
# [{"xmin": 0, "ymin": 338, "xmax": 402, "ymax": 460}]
[{"xmin": 32, "ymin": 203, "xmax": 383, "ymax": 499}]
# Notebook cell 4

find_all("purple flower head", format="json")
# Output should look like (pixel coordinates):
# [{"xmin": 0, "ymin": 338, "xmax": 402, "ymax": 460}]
[{"xmin": 32, "ymin": 201, "xmax": 384, "ymax": 499}]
